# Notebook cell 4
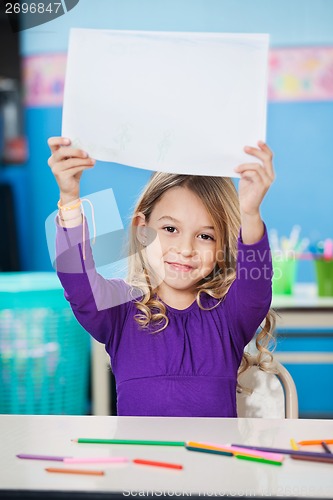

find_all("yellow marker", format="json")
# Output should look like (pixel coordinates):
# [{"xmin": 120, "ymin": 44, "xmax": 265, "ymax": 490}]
[{"xmin": 290, "ymin": 438, "xmax": 298, "ymax": 451}]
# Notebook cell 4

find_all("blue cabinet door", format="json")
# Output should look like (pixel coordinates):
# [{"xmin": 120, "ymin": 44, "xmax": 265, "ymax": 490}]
[{"xmin": 275, "ymin": 329, "xmax": 333, "ymax": 418}]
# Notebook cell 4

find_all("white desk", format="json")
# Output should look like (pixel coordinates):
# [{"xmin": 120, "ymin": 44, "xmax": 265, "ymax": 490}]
[
  {"xmin": 272, "ymin": 283, "xmax": 333, "ymax": 311},
  {"xmin": 1, "ymin": 415, "xmax": 333, "ymax": 499}
]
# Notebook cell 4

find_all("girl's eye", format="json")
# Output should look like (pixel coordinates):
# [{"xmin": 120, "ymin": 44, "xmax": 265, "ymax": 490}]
[
  {"xmin": 199, "ymin": 234, "xmax": 215, "ymax": 241},
  {"xmin": 163, "ymin": 226, "xmax": 177, "ymax": 233}
]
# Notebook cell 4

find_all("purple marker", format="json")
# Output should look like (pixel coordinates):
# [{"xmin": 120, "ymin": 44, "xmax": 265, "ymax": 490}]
[
  {"xmin": 17, "ymin": 454, "xmax": 68, "ymax": 462},
  {"xmin": 230, "ymin": 444, "xmax": 333, "ymax": 461}
]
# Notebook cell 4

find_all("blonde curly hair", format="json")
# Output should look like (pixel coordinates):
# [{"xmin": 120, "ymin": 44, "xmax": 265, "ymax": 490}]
[{"xmin": 126, "ymin": 172, "xmax": 276, "ymax": 378}]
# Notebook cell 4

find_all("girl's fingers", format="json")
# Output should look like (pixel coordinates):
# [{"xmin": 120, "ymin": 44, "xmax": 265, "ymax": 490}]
[
  {"xmin": 235, "ymin": 162, "xmax": 272, "ymax": 185},
  {"xmin": 238, "ymin": 169, "xmax": 263, "ymax": 184},
  {"xmin": 47, "ymin": 137, "xmax": 71, "ymax": 153},
  {"xmin": 60, "ymin": 165, "xmax": 95, "ymax": 177},
  {"xmin": 62, "ymin": 157, "xmax": 95, "ymax": 169},
  {"xmin": 244, "ymin": 145, "xmax": 271, "ymax": 164},
  {"xmin": 48, "ymin": 149, "xmax": 93, "ymax": 172},
  {"xmin": 51, "ymin": 157, "xmax": 95, "ymax": 172},
  {"xmin": 258, "ymin": 140, "xmax": 274, "ymax": 159},
  {"xmin": 53, "ymin": 147, "xmax": 89, "ymax": 162},
  {"xmin": 236, "ymin": 161, "xmax": 274, "ymax": 184},
  {"xmin": 237, "ymin": 163, "xmax": 273, "ymax": 188},
  {"xmin": 244, "ymin": 141, "xmax": 274, "ymax": 176}
]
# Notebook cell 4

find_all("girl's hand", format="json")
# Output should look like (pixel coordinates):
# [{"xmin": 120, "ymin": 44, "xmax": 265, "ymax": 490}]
[
  {"xmin": 47, "ymin": 137, "xmax": 95, "ymax": 204},
  {"xmin": 234, "ymin": 141, "xmax": 275, "ymax": 217}
]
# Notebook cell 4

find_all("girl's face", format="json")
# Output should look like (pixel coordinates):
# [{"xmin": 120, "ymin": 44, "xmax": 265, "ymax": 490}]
[{"xmin": 137, "ymin": 186, "xmax": 218, "ymax": 299}]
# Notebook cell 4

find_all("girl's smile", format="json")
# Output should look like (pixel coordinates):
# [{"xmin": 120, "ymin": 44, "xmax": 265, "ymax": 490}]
[{"xmin": 166, "ymin": 261, "xmax": 194, "ymax": 272}]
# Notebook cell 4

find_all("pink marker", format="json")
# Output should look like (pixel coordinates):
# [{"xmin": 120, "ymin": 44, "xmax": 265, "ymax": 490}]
[
  {"xmin": 199, "ymin": 442, "xmax": 284, "ymax": 462},
  {"xmin": 63, "ymin": 457, "xmax": 129, "ymax": 464}
]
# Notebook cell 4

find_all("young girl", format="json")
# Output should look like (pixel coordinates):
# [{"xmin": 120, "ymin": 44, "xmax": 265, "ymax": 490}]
[{"xmin": 48, "ymin": 136, "xmax": 276, "ymax": 417}]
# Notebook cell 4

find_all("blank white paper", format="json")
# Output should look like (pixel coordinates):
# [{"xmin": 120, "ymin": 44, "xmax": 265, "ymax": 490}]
[{"xmin": 62, "ymin": 29, "xmax": 269, "ymax": 177}]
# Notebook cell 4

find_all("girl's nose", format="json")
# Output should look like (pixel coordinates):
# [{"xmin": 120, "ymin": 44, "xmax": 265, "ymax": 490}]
[
  {"xmin": 180, "ymin": 248, "xmax": 193, "ymax": 257},
  {"xmin": 178, "ymin": 236, "xmax": 195, "ymax": 257}
]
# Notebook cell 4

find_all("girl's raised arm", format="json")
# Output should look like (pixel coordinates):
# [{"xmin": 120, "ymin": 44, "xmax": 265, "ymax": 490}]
[
  {"xmin": 47, "ymin": 137, "xmax": 96, "ymax": 227},
  {"xmin": 234, "ymin": 141, "xmax": 275, "ymax": 245}
]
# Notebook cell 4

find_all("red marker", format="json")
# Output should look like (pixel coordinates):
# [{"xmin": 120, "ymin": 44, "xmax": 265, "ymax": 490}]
[{"xmin": 133, "ymin": 458, "xmax": 183, "ymax": 470}]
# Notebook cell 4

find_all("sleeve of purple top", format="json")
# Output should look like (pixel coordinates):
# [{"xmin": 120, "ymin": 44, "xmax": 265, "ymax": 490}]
[
  {"xmin": 223, "ymin": 224, "xmax": 273, "ymax": 350},
  {"xmin": 55, "ymin": 217, "xmax": 134, "ymax": 347}
]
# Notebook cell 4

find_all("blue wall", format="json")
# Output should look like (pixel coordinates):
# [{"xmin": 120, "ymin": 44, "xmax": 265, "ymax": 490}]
[{"xmin": 2, "ymin": 0, "xmax": 333, "ymax": 280}]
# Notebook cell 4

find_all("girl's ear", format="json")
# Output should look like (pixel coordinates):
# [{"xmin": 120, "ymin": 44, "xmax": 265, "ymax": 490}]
[
  {"xmin": 133, "ymin": 212, "xmax": 147, "ymax": 245},
  {"xmin": 133, "ymin": 211, "xmax": 146, "ymax": 226}
]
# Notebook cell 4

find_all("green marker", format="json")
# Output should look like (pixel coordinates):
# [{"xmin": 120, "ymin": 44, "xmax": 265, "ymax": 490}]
[
  {"xmin": 73, "ymin": 438, "xmax": 185, "ymax": 446},
  {"xmin": 236, "ymin": 454, "xmax": 283, "ymax": 466}
]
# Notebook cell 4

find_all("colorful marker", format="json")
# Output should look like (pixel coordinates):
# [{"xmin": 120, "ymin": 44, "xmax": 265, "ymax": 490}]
[
  {"xmin": 45, "ymin": 467, "xmax": 104, "ymax": 476},
  {"xmin": 72, "ymin": 438, "xmax": 185, "ymax": 446},
  {"xmin": 17, "ymin": 454, "xmax": 68, "ymax": 462},
  {"xmin": 64, "ymin": 457, "xmax": 129, "ymax": 464},
  {"xmin": 133, "ymin": 458, "xmax": 183, "ymax": 470}
]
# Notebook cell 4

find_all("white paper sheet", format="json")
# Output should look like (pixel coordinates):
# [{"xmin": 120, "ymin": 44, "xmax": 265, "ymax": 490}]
[{"xmin": 62, "ymin": 29, "xmax": 269, "ymax": 177}]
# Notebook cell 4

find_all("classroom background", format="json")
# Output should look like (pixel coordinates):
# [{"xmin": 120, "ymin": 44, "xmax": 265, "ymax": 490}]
[{"xmin": 0, "ymin": 0, "xmax": 333, "ymax": 418}]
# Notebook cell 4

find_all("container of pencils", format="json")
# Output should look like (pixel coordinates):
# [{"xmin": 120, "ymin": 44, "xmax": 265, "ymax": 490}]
[
  {"xmin": 272, "ymin": 253, "xmax": 298, "ymax": 295},
  {"xmin": 314, "ymin": 259, "xmax": 333, "ymax": 296},
  {"xmin": 0, "ymin": 272, "xmax": 90, "ymax": 415}
]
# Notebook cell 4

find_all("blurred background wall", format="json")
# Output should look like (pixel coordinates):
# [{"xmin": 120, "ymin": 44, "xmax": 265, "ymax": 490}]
[{"xmin": 1, "ymin": 0, "xmax": 333, "ymax": 282}]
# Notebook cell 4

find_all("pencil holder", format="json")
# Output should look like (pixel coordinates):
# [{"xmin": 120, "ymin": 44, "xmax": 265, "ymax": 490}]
[
  {"xmin": 272, "ymin": 253, "xmax": 298, "ymax": 295},
  {"xmin": 314, "ymin": 259, "xmax": 333, "ymax": 296},
  {"xmin": 0, "ymin": 272, "xmax": 90, "ymax": 415}
]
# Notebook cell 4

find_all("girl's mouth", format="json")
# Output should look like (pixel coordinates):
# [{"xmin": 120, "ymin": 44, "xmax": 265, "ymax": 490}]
[{"xmin": 166, "ymin": 262, "xmax": 194, "ymax": 272}]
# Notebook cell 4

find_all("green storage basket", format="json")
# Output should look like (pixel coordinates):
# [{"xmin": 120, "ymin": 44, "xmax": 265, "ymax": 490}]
[{"xmin": 0, "ymin": 272, "xmax": 90, "ymax": 415}]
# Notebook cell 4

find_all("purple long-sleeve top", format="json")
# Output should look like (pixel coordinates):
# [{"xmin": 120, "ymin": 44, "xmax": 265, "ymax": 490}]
[{"xmin": 56, "ymin": 219, "xmax": 272, "ymax": 417}]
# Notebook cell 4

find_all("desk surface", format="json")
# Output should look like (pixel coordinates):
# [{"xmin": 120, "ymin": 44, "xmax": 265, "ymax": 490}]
[
  {"xmin": 1, "ymin": 415, "xmax": 333, "ymax": 499},
  {"xmin": 272, "ymin": 283, "xmax": 333, "ymax": 310}
]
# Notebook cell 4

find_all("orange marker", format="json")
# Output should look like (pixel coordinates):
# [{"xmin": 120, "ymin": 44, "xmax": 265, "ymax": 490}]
[
  {"xmin": 133, "ymin": 458, "xmax": 183, "ymax": 470},
  {"xmin": 45, "ymin": 467, "xmax": 104, "ymax": 476},
  {"xmin": 298, "ymin": 439, "xmax": 333, "ymax": 446}
]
